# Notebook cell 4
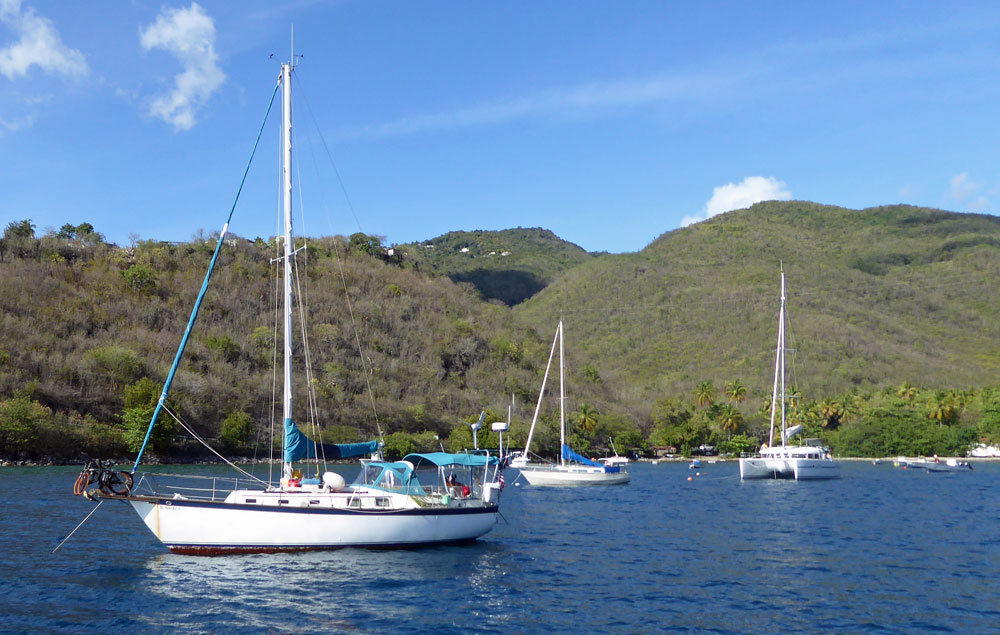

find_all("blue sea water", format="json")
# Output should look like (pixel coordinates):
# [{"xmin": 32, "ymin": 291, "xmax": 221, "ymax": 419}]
[{"xmin": 2, "ymin": 461, "xmax": 998, "ymax": 633}]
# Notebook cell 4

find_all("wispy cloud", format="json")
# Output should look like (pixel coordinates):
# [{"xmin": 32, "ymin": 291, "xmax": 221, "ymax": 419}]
[
  {"xmin": 140, "ymin": 2, "xmax": 224, "ymax": 131},
  {"xmin": 0, "ymin": 0, "xmax": 87, "ymax": 80},
  {"xmin": 949, "ymin": 172, "xmax": 990, "ymax": 213},
  {"xmin": 0, "ymin": 111, "xmax": 34, "ymax": 131},
  {"xmin": 349, "ymin": 71, "xmax": 736, "ymax": 138},
  {"xmin": 346, "ymin": 14, "xmax": 993, "ymax": 141},
  {"xmin": 682, "ymin": 177, "xmax": 792, "ymax": 227}
]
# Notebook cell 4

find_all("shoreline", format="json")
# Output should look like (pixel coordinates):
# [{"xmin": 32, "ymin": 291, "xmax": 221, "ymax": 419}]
[{"xmin": 5, "ymin": 454, "xmax": 1000, "ymax": 469}]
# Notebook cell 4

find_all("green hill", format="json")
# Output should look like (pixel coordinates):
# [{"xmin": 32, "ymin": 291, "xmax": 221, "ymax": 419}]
[
  {"xmin": 514, "ymin": 201, "xmax": 1000, "ymax": 414},
  {"xmin": 0, "ymin": 230, "xmax": 557, "ymax": 461},
  {"xmin": 398, "ymin": 227, "xmax": 593, "ymax": 305},
  {"xmin": 3, "ymin": 202, "xmax": 1000, "ymax": 462}
]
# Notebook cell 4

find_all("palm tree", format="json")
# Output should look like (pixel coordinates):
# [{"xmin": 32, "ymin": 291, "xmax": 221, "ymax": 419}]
[
  {"xmin": 725, "ymin": 379, "xmax": 747, "ymax": 405},
  {"xmin": 845, "ymin": 392, "xmax": 869, "ymax": 424},
  {"xmin": 573, "ymin": 403, "xmax": 599, "ymax": 436},
  {"xmin": 758, "ymin": 395, "xmax": 774, "ymax": 418},
  {"xmin": 927, "ymin": 391, "xmax": 956, "ymax": 427},
  {"xmin": 950, "ymin": 390, "xmax": 970, "ymax": 412},
  {"xmin": 694, "ymin": 381, "xmax": 715, "ymax": 408},
  {"xmin": 786, "ymin": 385, "xmax": 802, "ymax": 410},
  {"xmin": 818, "ymin": 400, "xmax": 844, "ymax": 429},
  {"xmin": 897, "ymin": 381, "xmax": 918, "ymax": 402},
  {"xmin": 718, "ymin": 404, "xmax": 744, "ymax": 439}
]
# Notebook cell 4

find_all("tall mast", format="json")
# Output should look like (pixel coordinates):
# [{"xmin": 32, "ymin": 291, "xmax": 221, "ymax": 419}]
[
  {"xmin": 778, "ymin": 271, "xmax": 787, "ymax": 445},
  {"xmin": 281, "ymin": 60, "xmax": 294, "ymax": 475},
  {"xmin": 767, "ymin": 270, "xmax": 783, "ymax": 447},
  {"xmin": 558, "ymin": 320, "xmax": 566, "ymax": 467}
]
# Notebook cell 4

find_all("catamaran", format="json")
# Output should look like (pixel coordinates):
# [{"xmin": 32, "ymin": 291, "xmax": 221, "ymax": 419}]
[
  {"xmin": 738, "ymin": 271, "xmax": 841, "ymax": 481},
  {"xmin": 72, "ymin": 48, "xmax": 504, "ymax": 553},
  {"xmin": 512, "ymin": 320, "xmax": 630, "ymax": 486}
]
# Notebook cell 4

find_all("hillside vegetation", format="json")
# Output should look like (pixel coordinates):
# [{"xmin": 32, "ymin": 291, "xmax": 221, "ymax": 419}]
[
  {"xmin": 515, "ymin": 201, "xmax": 1000, "ymax": 412},
  {"xmin": 399, "ymin": 228, "xmax": 593, "ymax": 305},
  {"xmin": 0, "ymin": 223, "xmax": 555, "ymax": 462},
  {"xmin": 3, "ymin": 203, "xmax": 1000, "ymax": 463}
]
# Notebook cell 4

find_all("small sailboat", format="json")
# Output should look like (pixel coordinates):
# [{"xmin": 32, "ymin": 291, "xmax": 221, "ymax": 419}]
[
  {"xmin": 72, "ymin": 49, "xmax": 503, "ymax": 553},
  {"xmin": 601, "ymin": 437, "xmax": 630, "ymax": 467},
  {"xmin": 512, "ymin": 320, "xmax": 629, "ymax": 486},
  {"xmin": 738, "ymin": 271, "xmax": 841, "ymax": 481}
]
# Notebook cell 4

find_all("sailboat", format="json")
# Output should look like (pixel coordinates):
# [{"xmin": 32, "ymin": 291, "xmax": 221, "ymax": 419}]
[
  {"xmin": 511, "ymin": 320, "xmax": 630, "ymax": 486},
  {"xmin": 72, "ymin": 51, "xmax": 503, "ymax": 553},
  {"xmin": 738, "ymin": 271, "xmax": 841, "ymax": 480},
  {"xmin": 600, "ymin": 437, "xmax": 630, "ymax": 467}
]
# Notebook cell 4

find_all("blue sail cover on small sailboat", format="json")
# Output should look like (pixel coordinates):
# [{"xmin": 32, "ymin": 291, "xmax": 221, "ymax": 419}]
[
  {"xmin": 283, "ymin": 417, "xmax": 379, "ymax": 463},
  {"xmin": 561, "ymin": 444, "xmax": 603, "ymax": 467}
]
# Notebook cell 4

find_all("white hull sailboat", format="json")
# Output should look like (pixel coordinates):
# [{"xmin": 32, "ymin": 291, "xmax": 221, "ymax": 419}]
[
  {"xmin": 74, "ymin": 49, "xmax": 503, "ymax": 553},
  {"xmin": 513, "ymin": 320, "xmax": 629, "ymax": 486},
  {"xmin": 125, "ymin": 455, "xmax": 501, "ymax": 554},
  {"xmin": 738, "ymin": 271, "xmax": 840, "ymax": 481}
]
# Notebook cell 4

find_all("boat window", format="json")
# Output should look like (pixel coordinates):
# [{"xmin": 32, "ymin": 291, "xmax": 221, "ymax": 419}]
[
  {"xmin": 244, "ymin": 498, "xmax": 256, "ymax": 504},
  {"xmin": 375, "ymin": 497, "xmax": 390, "ymax": 508}
]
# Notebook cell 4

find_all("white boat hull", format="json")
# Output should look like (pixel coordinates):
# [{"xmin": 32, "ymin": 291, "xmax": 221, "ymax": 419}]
[
  {"xmin": 128, "ymin": 492, "xmax": 498, "ymax": 554},
  {"xmin": 517, "ymin": 465, "xmax": 630, "ymax": 486},
  {"xmin": 897, "ymin": 458, "xmax": 973, "ymax": 473},
  {"xmin": 740, "ymin": 457, "xmax": 792, "ymax": 479},
  {"xmin": 739, "ymin": 457, "xmax": 841, "ymax": 480}
]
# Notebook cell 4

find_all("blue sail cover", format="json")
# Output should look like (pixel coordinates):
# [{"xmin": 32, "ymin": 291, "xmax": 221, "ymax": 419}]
[
  {"xmin": 283, "ymin": 417, "xmax": 379, "ymax": 463},
  {"xmin": 561, "ymin": 444, "xmax": 603, "ymax": 467}
]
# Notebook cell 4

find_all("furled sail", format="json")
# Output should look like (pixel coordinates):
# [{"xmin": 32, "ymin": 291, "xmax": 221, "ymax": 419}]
[
  {"xmin": 561, "ymin": 444, "xmax": 602, "ymax": 467},
  {"xmin": 283, "ymin": 417, "xmax": 379, "ymax": 463}
]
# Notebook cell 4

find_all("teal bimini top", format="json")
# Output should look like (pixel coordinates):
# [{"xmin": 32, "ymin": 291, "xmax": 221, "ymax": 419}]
[
  {"xmin": 358, "ymin": 453, "xmax": 497, "ymax": 495},
  {"xmin": 402, "ymin": 452, "xmax": 498, "ymax": 469}
]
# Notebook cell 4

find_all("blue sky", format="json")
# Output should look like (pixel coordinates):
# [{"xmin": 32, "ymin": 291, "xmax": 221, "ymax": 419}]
[{"xmin": 2, "ymin": 1, "xmax": 1000, "ymax": 253}]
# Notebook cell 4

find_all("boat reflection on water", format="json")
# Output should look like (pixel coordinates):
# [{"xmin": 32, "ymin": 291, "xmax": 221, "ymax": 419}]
[{"xmin": 135, "ymin": 540, "xmax": 514, "ymax": 631}]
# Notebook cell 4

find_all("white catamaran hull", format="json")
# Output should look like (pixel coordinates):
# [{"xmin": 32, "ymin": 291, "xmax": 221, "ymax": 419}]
[
  {"xmin": 517, "ymin": 466, "xmax": 630, "ymax": 486},
  {"xmin": 739, "ymin": 457, "xmax": 792, "ymax": 479},
  {"xmin": 739, "ymin": 457, "xmax": 841, "ymax": 480},
  {"xmin": 129, "ymin": 496, "xmax": 497, "ymax": 553},
  {"xmin": 792, "ymin": 458, "xmax": 842, "ymax": 480}
]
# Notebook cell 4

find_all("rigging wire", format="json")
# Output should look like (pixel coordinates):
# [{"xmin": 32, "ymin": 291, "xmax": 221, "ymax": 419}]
[
  {"xmin": 293, "ymin": 68, "xmax": 367, "ymax": 236},
  {"xmin": 289, "ymin": 66, "xmax": 386, "ymax": 445},
  {"xmin": 52, "ymin": 501, "xmax": 104, "ymax": 553},
  {"xmin": 161, "ymin": 404, "xmax": 269, "ymax": 485},
  {"xmin": 293, "ymin": 254, "xmax": 329, "ymax": 475}
]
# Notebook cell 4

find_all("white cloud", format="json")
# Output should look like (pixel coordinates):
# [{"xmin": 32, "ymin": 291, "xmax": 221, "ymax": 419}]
[
  {"xmin": 0, "ymin": 0, "xmax": 88, "ymax": 80},
  {"xmin": 0, "ymin": 111, "xmax": 34, "ymax": 131},
  {"xmin": 949, "ymin": 172, "xmax": 990, "ymax": 213},
  {"xmin": 682, "ymin": 176, "xmax": 792, "ymax": 227},
  {"xmin": 140, "ymin": 2, "xmax": 224, "ymax": 131}
]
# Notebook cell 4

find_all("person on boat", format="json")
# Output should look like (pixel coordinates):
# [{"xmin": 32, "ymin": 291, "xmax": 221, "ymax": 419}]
[{"xmin": 446, "ymin": 473, "xmax": 470, "ymax": 498}]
